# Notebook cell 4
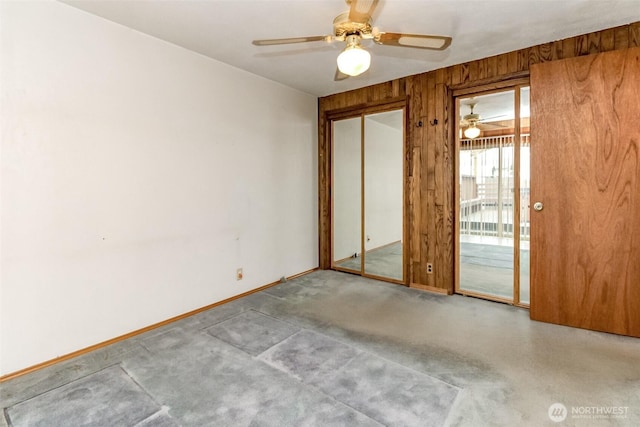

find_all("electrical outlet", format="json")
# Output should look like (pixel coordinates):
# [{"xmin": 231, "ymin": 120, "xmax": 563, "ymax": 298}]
[
  {"xmin": 427, "ymin": 263, "xmax": 433, "ymax": 274},
  {"xmin": 236, "ymin": 268, "xmax": 243, "ymax": 281}
]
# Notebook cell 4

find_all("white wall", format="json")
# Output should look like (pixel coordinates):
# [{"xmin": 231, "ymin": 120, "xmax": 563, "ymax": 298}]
[{"xmin": 0, "ymin": 1, "xmax": 318, "ymax": 376}]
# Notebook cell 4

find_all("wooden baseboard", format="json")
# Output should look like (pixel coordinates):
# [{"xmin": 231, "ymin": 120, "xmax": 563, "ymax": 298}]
[
  {"xmin": 0, "ymin": 267, "xmax": 319, "ymax": 383},
  {"xmin": 410, "ymin": 283, "xmax": 452, "ymax": 295}
]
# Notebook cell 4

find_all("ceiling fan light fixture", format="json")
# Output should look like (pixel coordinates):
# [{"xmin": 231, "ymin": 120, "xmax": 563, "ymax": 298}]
[
  {"xmin": 253, "ymin": 1, "xmax": 452, "ymax": 80},
  {"xmin": 337, "ymin": 36, "xmax": 371, "ymax": 76},
  {"xmin": 464, "ymin": 124, "xmax": 481, "ymax": 139}
]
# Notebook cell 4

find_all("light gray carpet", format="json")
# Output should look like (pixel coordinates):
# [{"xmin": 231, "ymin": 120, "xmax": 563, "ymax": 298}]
[
  {"xmin": 2, "ymin": 270, "xmax": 639, "ymax": 426},
  {"xmin": 260, "ymin": 330, "xmax": 458, "ymax": 426},
  {"xmin": 3, "ymin": 274, "xmax": 456, "ymax": 427},
  {"xmin": 205, "ymin": 310, "xmax": 300, "ymax": 356},
  {"xmin": 6, "ymin": 366, "xmax": 162, "ymax": 427}
]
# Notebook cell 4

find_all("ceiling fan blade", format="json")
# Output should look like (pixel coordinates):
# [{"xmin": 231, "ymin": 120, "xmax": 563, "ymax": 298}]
[
  {"xmin": 480, "ymin": 122, "xmax": 508, "ymax": 128},
  {"xmin": 252, "ymin": 36, "xmax": 330, "ymax": 46},
  {"xmin": 255, "ymin": 45, "xmax": 336, "ymax": 58},
  {"xmin": 375, "ymin": 32, "xmax": 452, "ymax": 50},
  {"xmin": 348, "ymin": 0, "xmax": 379, "ymax": 23},
  {"xmin": 480, "ymin": 114, "xmax": 509, "ymax": 122},
  {"xmin": 334, "ymin": 67, "xmax": 350, "ymax": 81}
]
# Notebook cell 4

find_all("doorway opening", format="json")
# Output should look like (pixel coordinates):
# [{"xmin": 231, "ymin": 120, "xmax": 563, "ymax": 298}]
[
  {"xmin": 330, "ymin": 107, "xmax": 406, "ymax": 285},
  {"xmin": 455, "ymin": 85, "xmax": 530, "ymax": 306}
]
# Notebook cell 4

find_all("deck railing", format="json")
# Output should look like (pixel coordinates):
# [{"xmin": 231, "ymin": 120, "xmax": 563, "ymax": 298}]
[{"xmin": 459, "ymin": 134, "xmax": 531, "ymax": 241}]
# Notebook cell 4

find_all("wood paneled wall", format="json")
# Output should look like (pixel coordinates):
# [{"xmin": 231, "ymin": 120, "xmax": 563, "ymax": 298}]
[{"xmin": 318, "ymin": 21, "xmax": 640, "ymax": 293}]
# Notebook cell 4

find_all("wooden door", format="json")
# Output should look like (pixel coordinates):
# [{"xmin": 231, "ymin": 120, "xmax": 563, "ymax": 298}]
[{"xmin": 530, "ymin": 47, "xmax": 640, "ymax": 337}]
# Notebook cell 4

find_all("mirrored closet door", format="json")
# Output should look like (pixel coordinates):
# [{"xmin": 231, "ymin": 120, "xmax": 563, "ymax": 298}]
[
  {"xmin": 331, "ymin": 108, "xmax": 405, "ymax": 284},
  {"xmin": 332, "ymin": 117, "xmax": 362, "ymax": 273}
]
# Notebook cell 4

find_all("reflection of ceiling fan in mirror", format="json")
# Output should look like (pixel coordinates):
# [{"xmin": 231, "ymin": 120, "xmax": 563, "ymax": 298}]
[
  {"xmin": 252, "ymin": 0, "xmax": 452, "ymax": 80},
  {"xmin": 460, "ymin": 102, "xmax": 509, "ymax": 139}
]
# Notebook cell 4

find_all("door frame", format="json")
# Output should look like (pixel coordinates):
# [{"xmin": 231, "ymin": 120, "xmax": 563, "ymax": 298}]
[
  {"xmin": 453, "ymin": 79, "xmax": 530, "ymax": 307},
  {"xmin": 326, "ymin": 100, "xmax": 409, "ymax": 286}
]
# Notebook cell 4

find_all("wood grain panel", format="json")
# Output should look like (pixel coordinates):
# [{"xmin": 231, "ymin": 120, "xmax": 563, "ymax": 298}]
[
  {"xmin": 587, "ymin": 32, "xmax": 602, "ymax": 54},
  {"xmin": 433, "ymin": 84, "xmax": 446, "ymax": 206},
  {"xmin": 407, "ymin": 76, "xmax": 423, "ymax": 284},
  {"xmin": 575, "ymin": 34, "xmax": 590, "ymax": 55},
  {"xmin": 631, "ymin": 22, "xmax": 640, "ymax": 46},
  {"xmin": 614, "ymin": 26, "xmax": 630, "ymax": 49},
  {"xmin": 441, "ymin": 83, "xmax": 454, "ymax": 294},
  {"xmin": 600, "ymin": 28, "xmax": 615, "ymax": 52},
  {"xmin": 497, "ymin": 53, "xmax": 509, "ymax": 76},
  {"xmin": 431, "ymin": 82, "xmax": 445, "ymax": 289},
  {"xmin": 485, "ymin": 56, "xmax": 498, "ymax": 81},
  {"xmin": 318, "ymin": 113, "xmax": 330, "ymax": 268},
  {"xmin": 425, "ymin": 73, "xmax": 437, "ymax": 191},
  {"xmin": 467, "ymin": 61, "xmax": 479, "ymax": 83},
  {"xmin": 529, "ymin": 41, "xmax": 563, "ymax": 64},
  {"xmin": 530, "ymin": 47, "xmax": 640, "ymax": 337},
  {"xmin": 319, "ymin": 21, "xmax": 640, "ymax": 293},
  {"xmin": 419, "ymin": 75, "xmax": 433, "ymax": 286},
  {"xmin": 459, "ymin": 63, "xmax": 470, "ymax": 85}
]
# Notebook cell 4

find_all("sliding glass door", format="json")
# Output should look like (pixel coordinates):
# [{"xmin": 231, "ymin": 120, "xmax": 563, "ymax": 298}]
[{"xmin": 456, "ymin": 86, "xmax": 530, "ymax": 306}]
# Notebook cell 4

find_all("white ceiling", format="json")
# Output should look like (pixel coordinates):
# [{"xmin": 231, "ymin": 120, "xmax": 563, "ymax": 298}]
[
  {"xmin": 459, "ymin": 88, "xmax": 531, "ymax": 123},
  {"xmin": 61, "ymin": 0, "xmax": 640, "ymax": 97}
]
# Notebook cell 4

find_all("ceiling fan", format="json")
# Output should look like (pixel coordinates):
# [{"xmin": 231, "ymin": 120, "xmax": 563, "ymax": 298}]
[
  {"xmin": 460, "ymin": 102, "xmax": 509, "ymax": 139},
  {"xmin": 460, "ymin": 103, "xmax": 482, "ymax": 139},
  {"xmin": 252, "ymin": 0, "xmax": 452, "ymax": 80}
]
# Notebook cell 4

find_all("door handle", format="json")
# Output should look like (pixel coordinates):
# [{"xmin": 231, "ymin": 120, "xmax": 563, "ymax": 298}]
[{"xmin": 533, "ymin": 202, "xmax": 544, "ymax": 211}]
